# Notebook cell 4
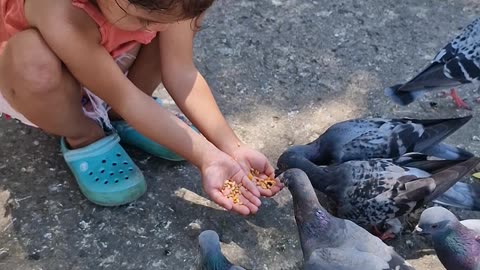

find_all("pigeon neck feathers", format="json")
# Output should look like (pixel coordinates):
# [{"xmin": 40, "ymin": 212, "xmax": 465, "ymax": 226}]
[
  {"xmin": 433, "ymin": 223, "xmax": 480, "ymax": 270},
  {"xmin": 199, "ymin": 251, "xmax": 233, "ymax": 270}
]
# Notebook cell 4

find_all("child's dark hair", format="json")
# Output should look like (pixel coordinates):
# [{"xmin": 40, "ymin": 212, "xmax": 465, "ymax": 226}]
[{"xmin": 128, "ymin": 0, "xmax": 215, "ymax": 20}]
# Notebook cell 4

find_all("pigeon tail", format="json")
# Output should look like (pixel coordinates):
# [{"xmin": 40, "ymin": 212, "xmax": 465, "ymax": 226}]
[
  {"xmin": 384, "ymin": 84, "xmax": 425, "ymax": 105},
  {"xmin": 423, "ymin": 157, "xmax": 480, "ymax": 203},
  {"xmin": 394, "ymin": 153, "xmax": 471, "ymax": 174},
  {"xmin": 412, "ymin": 115, "xmax": 472, "ymax": 153},
  {"xmin": 434, "ymin": 182, "xmax": 480, "ymax": 211},
  {"xmin": 423, "ymin": 143, "xmax": 474, "ymax": 160},
  {"xmin": 384, "ymin": 61, "xmax": 464, "ymax": 105}
]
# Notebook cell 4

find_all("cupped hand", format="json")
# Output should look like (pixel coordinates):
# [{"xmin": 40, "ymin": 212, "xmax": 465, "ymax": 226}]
[
  {"xmin": 201, "ymin": 151, "xmax": 262, "ymax": 216},
  {"xmin": 231, "ymin": 145, "xmax": 284, "ymax": 197}
]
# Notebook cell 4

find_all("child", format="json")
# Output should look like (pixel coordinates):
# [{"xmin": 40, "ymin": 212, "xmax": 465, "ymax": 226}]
[{"xmin": 0, "ymin": 0, "xmax": 282, "ymax": 215}]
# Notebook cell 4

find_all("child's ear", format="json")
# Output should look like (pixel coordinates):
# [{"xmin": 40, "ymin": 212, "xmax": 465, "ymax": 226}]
[{"xmin": 191, "ymin": 11, "xmax": 206, "ymax": 32}]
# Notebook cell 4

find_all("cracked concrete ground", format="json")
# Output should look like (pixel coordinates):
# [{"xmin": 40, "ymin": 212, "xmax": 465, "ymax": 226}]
[{"xmin": 1, "ymin": 0, "xmax": 480, "ymax": 269}]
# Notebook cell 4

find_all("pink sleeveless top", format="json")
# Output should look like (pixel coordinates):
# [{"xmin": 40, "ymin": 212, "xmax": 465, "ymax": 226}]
[{"xmin": 0, "ymin": 0, "xmax": 157, "ymax": 58}]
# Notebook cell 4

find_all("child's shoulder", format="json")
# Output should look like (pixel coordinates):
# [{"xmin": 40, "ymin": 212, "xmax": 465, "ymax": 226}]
[{"xmin": 24, "ymin": 0, "xmax": 99, "ymax": 39}]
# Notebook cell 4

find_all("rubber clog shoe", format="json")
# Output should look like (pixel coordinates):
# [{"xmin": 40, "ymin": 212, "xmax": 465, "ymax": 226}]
[
  {"xmin": 111, "ymin": 98, "xmax": 198, "ymax": 161},
  {"xmin": 61, "ymin": 133, "xmax": 146, "ymax": 206}
]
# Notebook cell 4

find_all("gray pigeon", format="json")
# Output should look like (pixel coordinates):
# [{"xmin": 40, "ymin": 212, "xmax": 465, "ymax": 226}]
[
  {"xmin": 278, "ymin": 151, "xmax": 480, "ymax": 238},
  {"xmin": 415, "ymin": 206, "xmax": 480, "ymax": 270},
  {"xmin": 461, "ymin": 219, "xmax": 480, "ymax": 234},
  {"xmin": 279, "ymin": 168, "xmax": 415, "ymax": 270},
  {"xmin": 276, "ymin": 116, "xmax": 472, "ymax": 167},
  {"xmin": 385, "ymin": 17, "xmax": 480, "ymax": 109},
  {"xmin": 434, "ymin": 181, "xmax": 480, "ymax": 211},
  {"xmin": 197, "ymin": 230, "xmax": 245, "ymax": 270}
]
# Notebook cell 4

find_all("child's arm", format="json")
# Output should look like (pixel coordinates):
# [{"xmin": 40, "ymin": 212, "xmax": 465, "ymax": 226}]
[
  {"xmin": 159, "ymin": 17, "xmax": 283, "ymax": 196},
  {"xmin": 158, "ymin": 18, "xmax": 242, "ymax": 157},
  {"xmin": 24, "ymin": 0, "xmax": 262, "ymax": 214}
]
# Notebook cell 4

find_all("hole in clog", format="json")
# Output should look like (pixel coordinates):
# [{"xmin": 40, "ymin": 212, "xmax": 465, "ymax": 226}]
[
  {"xmin": 102, "ymin": 160, "xmax": 106, "ymax": 163},
  {"xmin": 119, "ymin": 170, "xmax": 124, "ymax": 174},
  {"xmin": 116, "ymin": 153, "xmax": 121, "ymax": 157},
  {"xmin": 89, "ymin": 172, "xmax": 93, "ymax": 176},
  {"xmin": 112, "ymin": 162, "xmax": 117, "ymax": 166},
  {"xmin": 128, "ymin": 168, "xmax": 133, "ymax": 171},
  {"xmin": 95, "ymin": 177, "xmax": 99, "ymax": 182},
  {"xmin": 125, "ymin": 176, "xmax": 129, "ymax": 180},
  {"xmin": 100, "ymin": 169, "xmax": 105, "ymax": 174},
  {"xmin": 110, "ymin": 172, "xmax": 114, "ymax": 176},
  {"xmin": 114, "ymin": 179, "xmax": 119, "ymax": 183},
  {"xmin": 104, "ymin": 181, "xmax": 109, "ymax": 184},
  {"xmin": 123, "ymin": 161, "xmax": 128, "ymax": 165}
]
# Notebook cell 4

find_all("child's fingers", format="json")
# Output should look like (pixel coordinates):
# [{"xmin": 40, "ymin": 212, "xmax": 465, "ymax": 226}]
[
  {"xmin": 240, "ymin": 186, "xmax": 261, "ymax": 207},
  {"xmin": 237, "ymin": 193, "xmax": 258, "ymax": 214},
  {"xmin": 258, "ymin": 187, "xmax": 273, "ymax": 197},
  {"xmin": 241, "ymin": 175, "xmax": 261, "ymax": 197},
  {"xmin": 210, "ymin": 190, "xmax": 233, "ymax": 211},
  {"xmin": 267, "ymin": 184, "xmax": 283, "ymax": 196},
  {"xmin": 264, "ymin": 164, "xmax": 275, "ymax": 179},
  {"xmin": 231, "ymin": 203, "xmax": 252, "ymax": 216}
]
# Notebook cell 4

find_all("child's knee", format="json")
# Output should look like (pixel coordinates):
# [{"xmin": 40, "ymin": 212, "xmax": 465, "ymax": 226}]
[{"xmin": 1, "ymin": 29, "xmax": 63, "ymax": 96}]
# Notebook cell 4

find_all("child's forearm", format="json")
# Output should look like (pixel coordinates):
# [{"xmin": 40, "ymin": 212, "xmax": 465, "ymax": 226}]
[
  {"xmin": 119, "ymin": 94, "xmax": 222, "ymax": 169},
  {"xmin": 163, "ymin": 69, "xmax": 244, "ymax": 156}
]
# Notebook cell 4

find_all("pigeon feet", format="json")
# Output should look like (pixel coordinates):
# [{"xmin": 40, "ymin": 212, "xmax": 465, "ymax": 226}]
[
  {"xmin": 379, "ymin": 232, "xmax": 396, "ymax": 241},
  {"xmin": 450, "ymin": 88, "xmax": 472, "ymax": 110},
  {"xmin": 370, "ymin": 225, "xmax": 396, "ymax": 241}
]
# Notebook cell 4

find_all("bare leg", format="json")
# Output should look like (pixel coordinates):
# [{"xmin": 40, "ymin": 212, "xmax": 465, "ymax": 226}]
[
  {"xmin": 109, "ymin": 35, "xmax": 162, "ymax": 120},
  {"xmin": 0, "ymin": 29, "xmax": 104, "ymax": 148}
]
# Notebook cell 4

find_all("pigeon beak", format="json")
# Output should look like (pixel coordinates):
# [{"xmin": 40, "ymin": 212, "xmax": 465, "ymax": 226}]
[
  {"xmin": 413, "ymin": 225, "xmax": 427, "ymax": 235},
  {"xmin": 276, "ymin": 172, "xmax": 289, "ymax": 187}
]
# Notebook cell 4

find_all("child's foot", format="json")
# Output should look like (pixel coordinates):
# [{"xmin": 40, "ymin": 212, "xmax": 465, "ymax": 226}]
[
  {"xmin": 111, "ymin": 98, "xmax": 199, "ymax": 161},
  {"xmin": 61, "ymin": 133, "xmax": 146, "ymax": 206}
]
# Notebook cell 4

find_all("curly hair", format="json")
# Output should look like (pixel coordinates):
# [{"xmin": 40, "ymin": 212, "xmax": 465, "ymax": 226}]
[{"xmin": 127, "ymin": 0, "xmax": 215, "ymax": 20}]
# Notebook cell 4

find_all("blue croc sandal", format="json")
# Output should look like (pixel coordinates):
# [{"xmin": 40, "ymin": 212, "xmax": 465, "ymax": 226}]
[
  {"xmin": 111, "ymin": 98, "xmax": 198, "ymax": 161},
  {"xmin": 61, "ymin": 133, "xmax": 146, "ymax": 206}
]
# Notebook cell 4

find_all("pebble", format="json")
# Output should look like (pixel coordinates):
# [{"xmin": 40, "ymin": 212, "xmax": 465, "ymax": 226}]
[
  {"xmin": 406, "ymin": 240, "xmax": 414, "ymax": 249},
  {"xmin": 188, "ymin": 221, "xmax": 201, "ymax": 231},
  {"xmin": 0, "ymin": 249, "xmax": 9, "ymax": 261}
]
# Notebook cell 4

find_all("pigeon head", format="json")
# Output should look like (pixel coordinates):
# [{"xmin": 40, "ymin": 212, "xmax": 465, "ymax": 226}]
[
  {"xmin": 276, "ymin": 149, "xmax": 302, "ymax": 174},
  {"xmin": 415, "ymin": 207, "xmax": 460, "ymax": 236},
  {"xmin": 198, "ymin": 230, "xmax": 222, "ymax": 257},
  {"xmin": 278, "ymin": 168, "xmax": 325, "ymax": 217},
  {"xmin": 197, "ymin": 230, "xmax": 236, "ymax": 270},
  {"xmin": 278, "ymin": 168, "xmax": 311, "ymax": 191}
]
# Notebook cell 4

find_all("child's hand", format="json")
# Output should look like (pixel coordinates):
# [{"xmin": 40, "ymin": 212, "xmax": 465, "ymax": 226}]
[
  {"xmin": 231, "ymin": 145, "xmax": 284, "ymax": 197},
  {"xmin": 201, "ymin": 152, "xmax": 262, "ymax": 216}
]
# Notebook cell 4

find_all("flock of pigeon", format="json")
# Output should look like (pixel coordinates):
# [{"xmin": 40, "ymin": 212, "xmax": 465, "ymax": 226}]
[{"xmin": 196, "ymin": 17, "xmax": 480, "ymax": 270}]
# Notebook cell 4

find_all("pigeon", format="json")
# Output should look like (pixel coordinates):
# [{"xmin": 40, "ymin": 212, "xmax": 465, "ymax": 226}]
[
  {"xmin": 461, "ymin": 219, "xmax": 480, "ymax": 234},
  {"xmin": 279, "ymin": 168, "xmax": 415, "ymax": 270},
  {"xmin": 197, "ymin": 230, "xmax": 245, "ymax": 270},
  {"xmin": 415, "ymin": 206, "xmax": 480, "ymax": 270},
  {"xmin": 276, "ymin": 116, "xmax": 473, "ymax": 167},
  {"xmin": 434, "ymin": 181, "xmax": 480, "ymax": 211},
  {"xmin": 277, "ymin": 150, "xmax": 480, "ymax": 239},
  {"xmin": 384, "ymin": 17, "xmax": 480, "ymax": 109}
]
